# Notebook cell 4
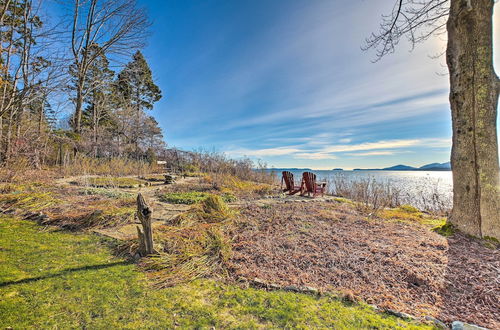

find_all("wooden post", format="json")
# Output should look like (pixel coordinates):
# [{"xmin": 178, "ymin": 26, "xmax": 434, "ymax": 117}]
[{"xmin": 136, "ymin": 193, "xmax": 154, "ymax": 256}]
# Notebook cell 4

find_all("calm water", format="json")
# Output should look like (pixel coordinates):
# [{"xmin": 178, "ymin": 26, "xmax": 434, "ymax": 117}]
[{"xmin": 271, "ymin": 169, "xmax": 453, "ymax": 210}]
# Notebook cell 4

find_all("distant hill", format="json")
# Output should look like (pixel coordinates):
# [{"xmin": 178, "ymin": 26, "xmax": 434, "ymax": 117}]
[
  {"xmin": 383, "ymin": 164, "xmax": 416, "ymax": 171},
  {"xmin": 353, "ymin": 162, "xmax": 451, "ymax": 171},
  {"xmin": 418, "ymin": 162, "xmax": 451, "ymax": 171}
]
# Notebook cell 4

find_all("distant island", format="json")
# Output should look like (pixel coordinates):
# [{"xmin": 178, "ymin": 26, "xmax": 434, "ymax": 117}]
[
  {"xmin": 332, "ymin": 168, "xmax": 343, "ymax": 171},
  {"xmin": 353, "ymin": 162, "xmax": 451, "ymax": 171}
]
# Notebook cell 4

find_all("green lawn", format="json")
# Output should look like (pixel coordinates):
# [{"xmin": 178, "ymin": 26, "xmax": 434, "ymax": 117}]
[{"xmin": 0, "ymin": 216, "xmax": 435, "ymax": 329}]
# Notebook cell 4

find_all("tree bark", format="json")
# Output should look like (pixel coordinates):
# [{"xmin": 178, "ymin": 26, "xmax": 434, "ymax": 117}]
[{"xmin": 446, "ymin": 0, "xmax": 500, "ymax": 239}]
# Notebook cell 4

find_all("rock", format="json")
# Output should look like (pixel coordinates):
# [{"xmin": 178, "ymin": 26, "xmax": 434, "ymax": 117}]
[
  {"xmin": 384, "ymin": 309, "xmax": 415, "ymax": 320},
  {"xmin": 424, "ymin": 316, "xmax": 448, "ymax": 329},
  {"xmin": 251, "ymin": 278, "xmax": 267, "ymax": 287},
  {"xmin": 451, "ymin": 321, "xmax": 488, "ymax": 330},
  {"xmin": 283, "ymin": 285, "xmax": 301, "ymax": 292},
  {"xmin": 301, "ymin": 286, "xmax": 319, "ymax": 295}
]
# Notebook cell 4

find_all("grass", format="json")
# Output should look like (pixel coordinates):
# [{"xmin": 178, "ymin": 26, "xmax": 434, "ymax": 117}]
[
  {"xmin": 79, "ymin": 187, "xmax": 135, "ymax": 199},
  {"xmin": 0, "ymin": 216, "xmax": 435, "ymax": 329},
  {"xmin": 377, "ymin": 205, "xmax": 445, "ymax": 228},
  {"xmin": 433, "ymin": 222, "xmax": 456, "ymax": 237},
  {"xmin": 206, "ymin": 174, "xmax": 276, "ymax": 198},
  {"xmin": 159, "ymin": 191, "xmax": 236, "ymax": 204},
  {"xmin": 72, "ymin": 176, "xmax": 145, "ymax": 188}
]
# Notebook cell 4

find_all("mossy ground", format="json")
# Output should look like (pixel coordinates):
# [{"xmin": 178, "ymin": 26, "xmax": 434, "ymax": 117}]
[{"xmin": 0, "ymin": 216, "xmax": 433, "ymax": 329}]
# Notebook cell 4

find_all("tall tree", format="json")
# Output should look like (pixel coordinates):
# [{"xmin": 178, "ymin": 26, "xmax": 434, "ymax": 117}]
[
  {"xmin": 365, "ymin": 0, "xmax": 499, "ymax": 239},
  {"xmin": 69, "ymin": 0, "xmax": 149, "ymax": 134},
  {"xmin": 80, "ymin": 43, "xmax": 115, "ymax": 156},
  {"xmin": 116, "ymin": 50, "xmax": 161, "ymax": 156}
]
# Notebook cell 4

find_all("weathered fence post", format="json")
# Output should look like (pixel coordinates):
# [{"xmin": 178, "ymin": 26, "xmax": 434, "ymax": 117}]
[{"xmin": 136, "ymin": 193, "xmax": 154, "ymax": 256}]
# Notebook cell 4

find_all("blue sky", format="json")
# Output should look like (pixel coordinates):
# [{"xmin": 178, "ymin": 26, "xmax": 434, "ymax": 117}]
[{"xmin": 140, "ymin": 0, "xmax": 499, "ymax": 170}]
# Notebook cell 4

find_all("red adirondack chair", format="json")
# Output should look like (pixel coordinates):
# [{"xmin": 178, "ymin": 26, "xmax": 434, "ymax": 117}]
[
  {"xmin": 301, "ymin": 172, "xmax": 326, "ymax": 197},
  {"xmin": 281, "ymin": 171, "xmax": 302, "ymax": 195}
]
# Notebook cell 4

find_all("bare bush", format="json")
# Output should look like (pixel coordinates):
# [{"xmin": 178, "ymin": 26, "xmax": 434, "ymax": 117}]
[{"xmin": 329, "ymin": 174, "xmax": 450, "ymax": 215}]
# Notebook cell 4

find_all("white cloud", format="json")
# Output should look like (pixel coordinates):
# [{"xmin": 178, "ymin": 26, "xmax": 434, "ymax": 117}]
[
  {"xmin": 321, "ymin": 139, "xmax": 421, "ymax": 153},
  {"xmin": 346, "ymin": 151, "xmax": 395, "ymax": 156},
  {"xmin": 227, "ymin": 146, "xmax": 302, "ymax": 157},
  {"xmin": 225, "ymin": 138, "xmax": 451, "ymax": 160},
  {"xmin": 293, "ymin": 152, "xmax": 337, "ymax": 160}
]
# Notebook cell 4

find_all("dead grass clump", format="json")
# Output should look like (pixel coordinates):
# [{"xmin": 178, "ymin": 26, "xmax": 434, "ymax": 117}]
[
  {"xmin": 175, "ymin": 194, "xmax": 237, "ymax": 225},
  {"xmin": 45, "ymin": 204, "xmax": 135, "ymax": 230},
  {"xmin": 0, "ymin": 191, "xmax": 61, "ymax": 212},
  {"xmin": 139, "ymin": 223, "xmax": 231, "ymax": 288}
]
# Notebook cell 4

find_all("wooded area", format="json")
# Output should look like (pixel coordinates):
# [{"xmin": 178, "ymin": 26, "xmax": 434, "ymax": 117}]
[{"xmin": 0, "ymin": 0, "xmax": 165, "ymax": 168}]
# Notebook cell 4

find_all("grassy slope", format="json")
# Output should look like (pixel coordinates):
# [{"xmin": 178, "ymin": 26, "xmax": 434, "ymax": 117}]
[{"xmin": 0, "ymin": 216, "xmax": 434, "ymax": 329}]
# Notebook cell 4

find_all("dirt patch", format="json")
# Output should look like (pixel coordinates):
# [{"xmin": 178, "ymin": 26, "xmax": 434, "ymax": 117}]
[{"xmin": 227, "ymin": 202, "xmax": 499, "ymax": 328}]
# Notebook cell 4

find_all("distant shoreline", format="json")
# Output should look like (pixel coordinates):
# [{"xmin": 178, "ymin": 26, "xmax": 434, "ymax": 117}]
[
  {"xmin": 266, "ymin": 168, "xmax": 452, "ymax": 172},
  {"xmin": 267, "ymin": 162, "xmax": 451, "ymax": 172}
]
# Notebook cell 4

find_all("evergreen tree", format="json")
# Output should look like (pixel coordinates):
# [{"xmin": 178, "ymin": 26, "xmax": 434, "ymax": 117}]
[{"xmin": 116, "ymin": 51, "xmax": 162, "ymax": 157}]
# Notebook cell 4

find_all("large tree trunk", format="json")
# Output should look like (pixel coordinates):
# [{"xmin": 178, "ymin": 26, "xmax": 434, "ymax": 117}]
[{"xmin": 446, "ymin": 0, "xmax": 500, "ymax": 239}]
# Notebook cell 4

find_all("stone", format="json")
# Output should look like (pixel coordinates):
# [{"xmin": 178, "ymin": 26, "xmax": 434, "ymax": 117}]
[
  {"xmin": 301, "ymin": 286, "xmax": 319, "ymax": 295},
  {"xmin": 251, "ymin": 278, "xmax": 267, "ymax": 287},
  {"xmin": 424, "ymin": 316, "xmax": 448, "ymax": 329},
  {"xmin": 451, "ymin": 321, "xmax": 488, "ymax": 330},
  {"xmin": 283, "ymin": 285, "xmax": 301, "ymax": 292},
  {"xmin": 384, "ymin": 309, "xmax": 415, "ymax": 320}
]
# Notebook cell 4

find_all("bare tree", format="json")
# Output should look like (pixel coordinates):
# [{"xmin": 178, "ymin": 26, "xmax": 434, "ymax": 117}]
[
  {"xmin": 364, "ymin": 0, "xmax": 499, "ymax": 239},
  {"xmin": 68, "ymin": 0, "xmax": 149, "ymax": 133}
]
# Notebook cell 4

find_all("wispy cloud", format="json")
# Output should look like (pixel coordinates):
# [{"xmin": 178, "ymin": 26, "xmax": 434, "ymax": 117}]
[
  {"xmin": 346, "ymin": 151, "xmax": 396, "ymax": 156},
  {"xmin": 226, "ymin": 138, "xmax": 451, "ymax": 160}
]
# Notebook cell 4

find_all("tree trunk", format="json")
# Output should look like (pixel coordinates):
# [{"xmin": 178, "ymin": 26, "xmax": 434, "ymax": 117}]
[
  {"xmin": 446, "ymin": 0, "xmax": 500, "ymax": 239},
  {"xmin": 136, "ymin": 193, "xmax": 155, "ymax": 256},
  {"xmin": 74, "ymin": 76, "xmax": 84, "ymax": 134}
]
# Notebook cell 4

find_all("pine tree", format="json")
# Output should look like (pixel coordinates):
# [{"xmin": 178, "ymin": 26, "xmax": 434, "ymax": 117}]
[{"xmin": 116, "ymin": 51, "xmax": 162, "ymax": 157}]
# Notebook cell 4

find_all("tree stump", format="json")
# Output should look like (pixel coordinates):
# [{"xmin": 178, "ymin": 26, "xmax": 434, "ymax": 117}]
[{"xmin": 136, "ymin": 193, "xmax": 155, "ymax": 256}]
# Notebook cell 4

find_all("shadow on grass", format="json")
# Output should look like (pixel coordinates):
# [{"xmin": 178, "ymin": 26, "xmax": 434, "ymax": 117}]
[{"xmin": 0, "ymin": 260, "xmax": 130, "ymax": 288}]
